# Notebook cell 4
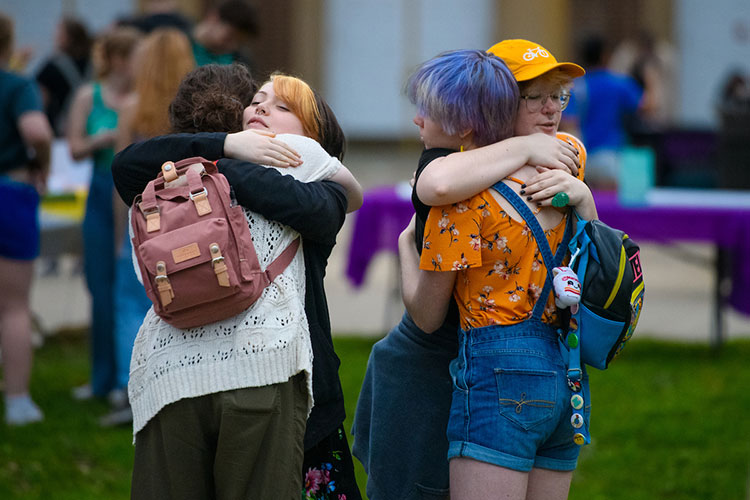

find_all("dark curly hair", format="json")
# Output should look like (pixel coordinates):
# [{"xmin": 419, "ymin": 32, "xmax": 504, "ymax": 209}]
[{"xmin": 169, "ymin": 63, "xmax": 257, "ymax": 134}]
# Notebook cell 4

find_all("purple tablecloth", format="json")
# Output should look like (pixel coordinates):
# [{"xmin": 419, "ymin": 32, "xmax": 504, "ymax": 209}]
[
  {"xmin": 346, "ymin": 185, "xmax": 414, "ymax": 287},
  {"xmin": 346, "ymin": 186, "xmax": 750, "ymax": 315}
]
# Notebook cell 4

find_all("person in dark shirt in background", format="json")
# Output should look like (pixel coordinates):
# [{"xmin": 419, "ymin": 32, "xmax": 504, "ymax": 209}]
[
  {"xmin": 0, "ymin": 11, "xmax": 53, "ymax": 426},
  {"xmin": 34, "ymin": 17, "xmax": 91, "ymax": 136}
]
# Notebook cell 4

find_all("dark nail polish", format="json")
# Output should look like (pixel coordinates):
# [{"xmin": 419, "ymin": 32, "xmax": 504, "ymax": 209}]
[
  {"xmin": 526, "ymin": 196, "xmax": 532, "ymax": 201},
  {"xmin": 521, "ymin": 184, "xmax": 526, "ymax": 188},
  {"xmin": 519, "ymin": 189, "xmax": 526, "ymax": 195}
]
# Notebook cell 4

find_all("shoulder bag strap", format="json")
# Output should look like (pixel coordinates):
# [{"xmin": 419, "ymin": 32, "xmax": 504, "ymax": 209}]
[{"xmin": 491, "ymin": 181, "xmax": 572, "ymax": 319}]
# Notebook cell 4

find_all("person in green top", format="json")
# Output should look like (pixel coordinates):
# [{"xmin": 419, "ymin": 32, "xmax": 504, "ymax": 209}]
[
  {"xmin": 67, "ymin": 26, "xmax": 141, "ymax": 400},
  {"xmin": 191, "ymin": 0, "xmax": 258, "ymax": 68}
]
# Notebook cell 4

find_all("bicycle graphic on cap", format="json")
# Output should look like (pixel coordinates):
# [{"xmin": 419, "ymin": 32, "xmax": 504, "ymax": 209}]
[{"xmin": 523, "ymin": 46, "xmax": 550, "ymax": 61}]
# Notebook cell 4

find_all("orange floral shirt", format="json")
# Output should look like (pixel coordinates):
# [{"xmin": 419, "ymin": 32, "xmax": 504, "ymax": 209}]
[
  {"xmin": 420, "ymin": 193, "xmax": 567, "ymax": 330},
  {"xmin": 418, "ymin": 133, "xmax": 586, "ymax": 331}
]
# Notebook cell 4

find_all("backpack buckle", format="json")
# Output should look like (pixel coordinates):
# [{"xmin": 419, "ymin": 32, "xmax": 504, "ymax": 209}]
[
  {"xmin": 209, "ymin": 243, "xmax": 230, "ymax": 287},
  {"xmin": 189, "ymin": 187, "xmax": 208, "ymax": 200},
  {"xmin": 566, "ymin": 368, "xmax": 583, "ymax": 382},
  {"xmin": 139, "ymin": 203, "xmax": 161, "ymax": 232},
  {"xmin": 154, "ymin": 261, "xmax": 174, "ymax": 307},
  {"xmin": 190, "ymin": 187, "xmax": 212, "ymax": 216}
]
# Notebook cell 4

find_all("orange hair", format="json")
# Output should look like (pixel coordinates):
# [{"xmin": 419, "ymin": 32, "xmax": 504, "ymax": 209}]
[
  {"xmin": 269, "ymin": 73, "xmax": 321, "ymax": 141},
  {"xmin": 132, "ymin": 28, "xmax": 194, "ymax": 138}
]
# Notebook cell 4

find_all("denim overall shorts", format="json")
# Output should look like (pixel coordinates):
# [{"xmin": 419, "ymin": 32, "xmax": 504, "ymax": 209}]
[{"xmin": 446, "ymin": 296, "xmax": 591, "ymax": 472}]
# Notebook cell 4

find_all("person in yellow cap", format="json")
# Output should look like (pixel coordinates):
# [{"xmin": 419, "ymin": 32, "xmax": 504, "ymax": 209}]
[
  {"xmin": 400, "ymin": 39, "xmax": 596, "ymax": 500},
  {"xmin": 416, "ymin": 38, "xmax": 588, "ymax": 208},
  {"xmin": 352, "ymin": 39, "xmax": 595, "ymax": 500}
]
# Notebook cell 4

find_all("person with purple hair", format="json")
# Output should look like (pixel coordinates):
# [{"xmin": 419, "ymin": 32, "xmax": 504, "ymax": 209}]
[{"xmin": 352, "ymin": 42, "xmax": 592, "ymax": 500}]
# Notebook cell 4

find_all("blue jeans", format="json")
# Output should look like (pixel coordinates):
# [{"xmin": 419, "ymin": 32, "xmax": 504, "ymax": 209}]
[
  {"xmin": 114, "ymin": 232, "xmax": 151, "ymax": 390},
  {"xmin": 447, "ymin": 319, "xmax": 590, "ymax": 472},
  {"xmin": 352, "ymin": 313, "xmax": 458, "ymax": 500},
  {"xmin": 82, "ymin": 170, "xmax": 116, "ymax": 396}
]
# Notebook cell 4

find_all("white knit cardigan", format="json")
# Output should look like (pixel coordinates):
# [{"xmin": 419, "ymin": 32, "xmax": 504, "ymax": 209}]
[{"xmin": 128, "ymin": 134, "xmax": 343, "ymax": 438}]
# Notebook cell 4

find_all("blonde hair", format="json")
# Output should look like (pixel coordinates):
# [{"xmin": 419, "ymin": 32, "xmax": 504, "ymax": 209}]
[
  {"xmin": 132, "ymin": 28, "xmax": 194, "ymax": 138},
  {"xmin": 92, "ymin": 25, "xmax": 141, "ymax": 79},
  {"xmin": 518, "ymin": 68, "xmax": 574, "ymax": 94},
  {"xmin": 268, "ymin": 73, "xmax": 322, "ymax": 141}
]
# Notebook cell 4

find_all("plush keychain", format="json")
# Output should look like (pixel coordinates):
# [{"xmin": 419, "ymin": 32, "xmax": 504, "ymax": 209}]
[{"xmin": 552, "ymin": 266, "xmax": 581, "ymax": 310}]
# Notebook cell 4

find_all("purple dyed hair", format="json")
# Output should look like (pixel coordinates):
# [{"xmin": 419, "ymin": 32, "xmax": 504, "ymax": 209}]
[{"xmin": 406, "ymin": 49, "xmax": 519, "ymax": 147}]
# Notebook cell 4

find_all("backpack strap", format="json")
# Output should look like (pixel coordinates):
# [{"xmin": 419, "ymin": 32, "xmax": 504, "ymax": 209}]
[
  {"xmin": 492, "ymin": 182, "xmax": 591, "ymax": 447},
  {"xmin": 262, "ymin": 238, "xmax": 301, "ymax": 285},
  {"xmin": 491, "ymin": 181, "xmax": 572, "ymax": 320}
]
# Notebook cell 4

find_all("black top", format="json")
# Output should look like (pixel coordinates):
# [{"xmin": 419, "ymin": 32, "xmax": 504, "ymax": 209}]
[
  {"xmin": 122, "ymin": 12, "xmax": 193, "ymax": 35},
  {"xmin": 35, "ymin": 53, "xmax": 88, "ymax": 136},
  {"xmin": 411, "ymin": 147, "xmax": 461, "ymax": 333},
  {"xmin": 111, "ymin": 133, "xmax": 347, "ymax": 449}
]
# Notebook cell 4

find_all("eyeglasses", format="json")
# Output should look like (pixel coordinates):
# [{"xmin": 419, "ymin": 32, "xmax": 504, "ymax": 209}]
[{"xmin": 519, "ymin": 92, "xmax": 571, "ymax": 113}]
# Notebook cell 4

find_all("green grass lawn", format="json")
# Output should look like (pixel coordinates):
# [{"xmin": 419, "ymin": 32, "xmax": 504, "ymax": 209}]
[{"xmin": 1, "ymin": 332, "xmax": 749, "ymax": 499}]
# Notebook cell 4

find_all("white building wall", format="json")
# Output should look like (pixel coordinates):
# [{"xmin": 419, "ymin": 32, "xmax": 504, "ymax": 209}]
[
  {"xmin": 676, "ymin": 0, "xmax": 750, "ymax": 127},
  {"xmin": 323, "ymin": 0, "xmax": 496, "ymax": 139},
  {"xmin": 5, "ymin": 0, "xmax": 135, "ymax": 75}
]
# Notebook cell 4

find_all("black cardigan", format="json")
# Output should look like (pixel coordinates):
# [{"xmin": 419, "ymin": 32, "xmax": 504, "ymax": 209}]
[{"xmin": 112, "ymin": 132, "xmax": 348, "ymax": 449}]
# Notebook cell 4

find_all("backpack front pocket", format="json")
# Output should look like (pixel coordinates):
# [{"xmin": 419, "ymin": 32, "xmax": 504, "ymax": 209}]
[{"xmin": 138, "ymin": 217, "xmax": 240, "ymax": 312}]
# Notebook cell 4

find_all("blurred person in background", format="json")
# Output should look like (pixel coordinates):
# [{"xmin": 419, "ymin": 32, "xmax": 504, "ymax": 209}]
[
  {"xmin": 119, "ymin": 0, "xmax": 193, "ymax": 35},
  {"xmin": 34, "ymin": 17, "xmax": 92, "ymax": 137},
  {"xmin": 626, "ymin": 31, "xmax": 674, "ymax": 132},
  {"xmin": 66, "ymin": 25, "xmax": 141, "ymax": 402},
  {"xmin": 98, "ymin": 27, "xmax": 194, "ymax": 427},
  {"xmin": 564, "ymin": 35, "xmax": 641, "ymax": 189},
  {"xmin": 0, "ymin": 11, "xmax": 53, "ymax": 425},
  {"xmin": 190, "ymin": 0, "xmax": 258, "ymax": 68}
]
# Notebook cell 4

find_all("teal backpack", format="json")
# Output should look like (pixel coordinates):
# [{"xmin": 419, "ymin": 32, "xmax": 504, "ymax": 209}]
[{"xmin": 565, "ymin": 214, "xmax": 645, "ymax": 370}]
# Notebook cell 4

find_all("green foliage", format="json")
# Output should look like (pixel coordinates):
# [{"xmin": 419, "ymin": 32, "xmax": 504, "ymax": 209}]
[
  {"xmin": 2, "ymin": 334, "xmax": 749, "ymax": 499},
  {"xmin": 0, "ymin": 331, "xmax": 133, "ymax": 500},
  {"xmin": 334, "ymin": 337, "xmax": 750, "ymax": 500}
]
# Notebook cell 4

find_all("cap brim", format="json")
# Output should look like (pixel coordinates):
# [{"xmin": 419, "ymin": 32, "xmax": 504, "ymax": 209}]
[{"xmin": 516, "ymin": 62, "xmax": 585, "ymax": 82}]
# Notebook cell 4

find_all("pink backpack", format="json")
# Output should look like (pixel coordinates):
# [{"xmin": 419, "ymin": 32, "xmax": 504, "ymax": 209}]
[{"xmin": 130, "ymin": 157, "xmax": 300, "ymax": 329}]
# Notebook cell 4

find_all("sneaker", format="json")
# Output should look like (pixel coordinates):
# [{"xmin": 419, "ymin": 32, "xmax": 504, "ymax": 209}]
[
  {"xmin": 72, "ymin": 383, "xmax": 93, "ymax": 401},
  {"xmin": 5, "ymin": 395, "xmax": 44, "ymax": 426},
  {"xmin": 99, "ymin": 405, "xmax": 133, "ymax": 427},
  {"xmin": 107, "ymin": 388, "xmax": 128, "ymax": 409}
]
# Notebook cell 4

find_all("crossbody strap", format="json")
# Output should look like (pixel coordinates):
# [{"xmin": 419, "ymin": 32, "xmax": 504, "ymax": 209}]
[
  {"xmin": 491, "ymin": 181, "xmax": 572, "ymax": 319},
  {"xmin": 492, "ymin": 181, "xmax": 590, "ymax": 447}
]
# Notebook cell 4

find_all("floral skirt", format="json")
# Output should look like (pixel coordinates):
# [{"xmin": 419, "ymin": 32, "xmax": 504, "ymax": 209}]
[{"xmin": 302, "ymin": 425, "xmax": 362, "ymax": 500}]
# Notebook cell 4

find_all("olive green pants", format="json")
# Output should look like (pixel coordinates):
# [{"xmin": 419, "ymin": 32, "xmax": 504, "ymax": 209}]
[{"xmin": 131, "ymin": 373, "xmax": 307, "ymax": 500}]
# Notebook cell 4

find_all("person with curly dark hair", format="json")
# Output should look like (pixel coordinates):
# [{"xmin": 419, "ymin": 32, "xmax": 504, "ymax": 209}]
[{"xmin": 167, "ymin": 64, "xmax": 256, "ymax": 134}]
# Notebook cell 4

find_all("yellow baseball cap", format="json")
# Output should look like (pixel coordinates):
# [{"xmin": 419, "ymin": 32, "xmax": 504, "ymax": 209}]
[{"xmin": 487, "ymin": 39, "xmax": 585, "ymax": 82}]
